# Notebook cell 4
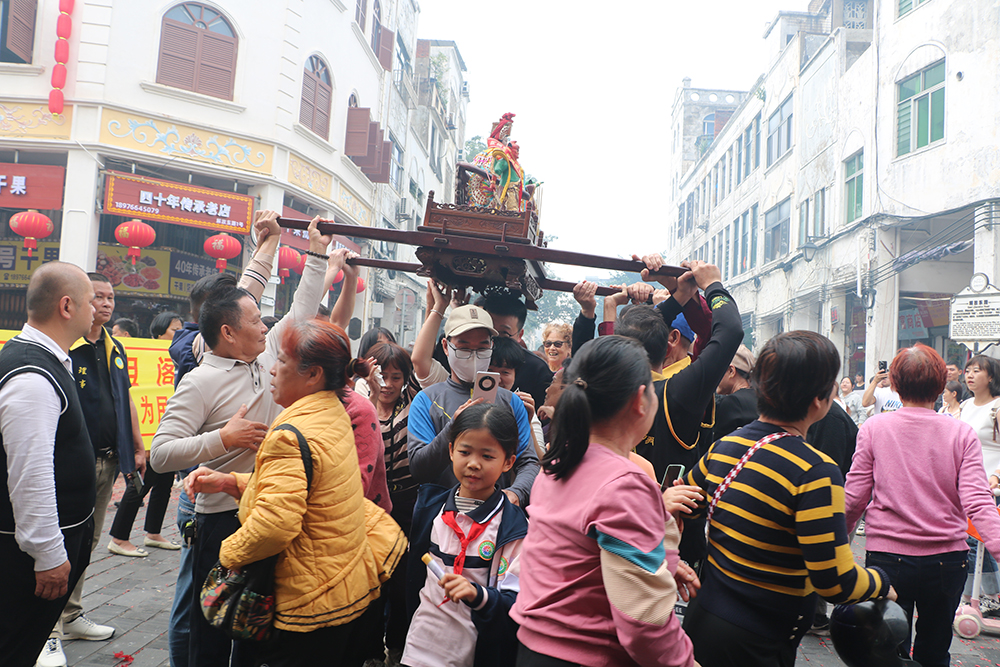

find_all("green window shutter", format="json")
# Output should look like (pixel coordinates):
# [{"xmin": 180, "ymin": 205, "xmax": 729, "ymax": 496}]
[
  {"xmin": 930, "ymin": 88, "xmax": 945, "ymax": 143},
  {"xmin": 899, "ymin": 0, "xmax": 913, "ymax": 15},
  {"xmin": 897, "ymin": 102, "xmax": 912, "ymax": 156}
]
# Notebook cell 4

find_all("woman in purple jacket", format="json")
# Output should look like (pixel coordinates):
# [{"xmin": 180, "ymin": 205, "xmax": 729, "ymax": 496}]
[{"xmin": 845, "ymin": 343, "xmax": 1000, "ymax": 667}]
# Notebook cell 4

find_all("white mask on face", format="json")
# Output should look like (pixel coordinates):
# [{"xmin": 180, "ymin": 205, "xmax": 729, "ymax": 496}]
[{"xmin": 448, "ymin": 343, "xmax": 492, "ymax": 384}]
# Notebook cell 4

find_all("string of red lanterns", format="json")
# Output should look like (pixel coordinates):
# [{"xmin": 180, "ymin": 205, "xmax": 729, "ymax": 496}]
[{"xmin": 49, "ymin": 0, "xmax": 74, "ymax": 115}]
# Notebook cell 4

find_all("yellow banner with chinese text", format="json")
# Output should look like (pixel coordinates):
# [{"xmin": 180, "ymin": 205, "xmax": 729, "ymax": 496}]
[{"xmin": 0, "ymin": 331, "xmax": 175, "ymax": 449}]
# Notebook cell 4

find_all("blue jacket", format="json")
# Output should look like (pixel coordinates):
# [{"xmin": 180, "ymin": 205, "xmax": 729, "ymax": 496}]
[
  {"xmin": 169, "ymin": 322, "xmax": 200, "ymax": 387},
  {"xmin": 407, "ymin": 484, "xmax": 528, "ymax": 667},
  {"xmin": 70, "ymin": 327, "xmax": 136, "ymax": 474}
]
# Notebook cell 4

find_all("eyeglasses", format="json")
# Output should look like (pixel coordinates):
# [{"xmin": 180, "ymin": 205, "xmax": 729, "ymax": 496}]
[
  {"xmin": 448, "ymin": 341, "xmax": 492, "ymax": 360},
  {"xmin": 543, "ymin": 340, "xmax": 566, "ymax": 349}
]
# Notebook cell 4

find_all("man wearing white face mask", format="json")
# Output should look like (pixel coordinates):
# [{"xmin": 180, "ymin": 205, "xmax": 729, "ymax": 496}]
[{"xmin": 407, "ymin": 305, "xmax": 540, "ymax": 506}]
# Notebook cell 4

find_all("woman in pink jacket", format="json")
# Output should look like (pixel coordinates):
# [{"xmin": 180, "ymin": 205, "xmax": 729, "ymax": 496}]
[{"xmin": 845, "ymin": 343, "xmax": 1000, "ymax": 667}]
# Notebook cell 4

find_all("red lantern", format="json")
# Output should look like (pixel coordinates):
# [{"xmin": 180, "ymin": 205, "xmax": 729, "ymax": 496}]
[
  {"xmin": 204, "ymin": 233, "xmax": 242, "ymax": 272},
  {"xmin": 332, "ymin": 270, "xmax": 344, "ymax": 283},
  {"xmin": 9, "ymin": 210, "xmax": 54, "ymax": 257},
  {"xmin": 48, "ymin": 89, "xmax": 64, "ymax": 115},
  {"xmin": 277, "ymin": 246, "xmax": 302, "ymax": 284},
  {"xmin": 56, "ymin": 14, "xmax": 72, "ymax": 38},
  {"xmin": 59, "ymin": 0, "xmax": 74, "ymax": 13},
  {"xmin": 54, "ymin": 38, "xmax": 69, "ymax": 64},
  {"xmin": 51, "ymin": 63, "xmax": 67, "ymax": 89},
  {"xmin": 114, "ymin": 219, "xmax": 156, "ymax": 265},
  {"xmin": 355, "ymin": 276, "xmax": 366, "ymax": 293}
]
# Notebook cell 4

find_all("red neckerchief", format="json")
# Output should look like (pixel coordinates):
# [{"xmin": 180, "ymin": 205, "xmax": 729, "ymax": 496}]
[{"xmin": 440, "ymin": 510, "xmax": 494, "ymax": 576}]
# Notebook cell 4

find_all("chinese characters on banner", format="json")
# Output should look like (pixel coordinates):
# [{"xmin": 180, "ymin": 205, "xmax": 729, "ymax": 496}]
[
  {"xmin": 0, "ymin": 241, "xmax": 61, "ymax": 284},
  {"xmin": 898, "ymin": 308, "xmax": 930, "ymax": 340},
  {"xmin": 170, "ymin": 252, "xmax": 236, "ymax": 296},
  {"xmin": 104, "ymin": 172, "xmax": 254, "ymax": 234},
  {"xmin": 0, "ymin": 164, "xmax": 66, "ymax": 210},
  {"xmin": 0, "ymin": 331, "xmax": 174, "ymax": 448}
]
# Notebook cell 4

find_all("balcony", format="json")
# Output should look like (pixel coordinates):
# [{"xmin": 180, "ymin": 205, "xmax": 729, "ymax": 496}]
[{"xmin": 393, "ymin": 68, "xmax": 417, "ymax": 109}]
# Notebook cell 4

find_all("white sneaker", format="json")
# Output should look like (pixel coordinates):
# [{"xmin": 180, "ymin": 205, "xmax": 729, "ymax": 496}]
[
  {"xmin": 36, "ymin": 638, "xmax": 66, "ymax": 667},
  {"xmin": 856, "ymin": 519, "xmax": 866, "ymax": 536},
  {"xmin": 59, "ymin": 614, "xmax": 115, "ymax": 641}
]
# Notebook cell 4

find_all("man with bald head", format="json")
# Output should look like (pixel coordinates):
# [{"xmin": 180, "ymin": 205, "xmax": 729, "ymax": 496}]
[{"xmin": 0, "ymin": 262, "xmax": 97, "ymax": 666}]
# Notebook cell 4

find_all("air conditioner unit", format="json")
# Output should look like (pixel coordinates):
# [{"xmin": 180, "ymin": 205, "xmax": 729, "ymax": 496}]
[{"xmin": 396, "ymin": 198, "xmax": 412, "ymax": 223}]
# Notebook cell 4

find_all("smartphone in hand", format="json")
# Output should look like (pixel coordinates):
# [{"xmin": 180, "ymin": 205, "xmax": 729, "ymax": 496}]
[
  {"xmin": 878, "ymin": 360, "xmax": 888, "ymax": 373},
  {"xmin": 126, "ymin": 470, "xmax": 144, "ymax": 496},
  {"xmin": 660, "ymin": 464, "xmax": 686, "ymax": 492},
  {"xmin": 472, "ymin": 371, "xmax": 501, "ymax": 404}
]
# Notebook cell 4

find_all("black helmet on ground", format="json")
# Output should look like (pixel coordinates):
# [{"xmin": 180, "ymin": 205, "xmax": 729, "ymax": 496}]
[{"xmin": 830, "ymin": 599, "xmax": 921, "ymax": 667}]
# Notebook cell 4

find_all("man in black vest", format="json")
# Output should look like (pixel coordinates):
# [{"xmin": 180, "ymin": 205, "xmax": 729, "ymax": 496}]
[
  {"xmin": 0, "ymin": 262, "xmax": 97, "ymax": 667},
  {"xmin": 44, "ymin": 273, "xmax": 145, "ymax": 665}
]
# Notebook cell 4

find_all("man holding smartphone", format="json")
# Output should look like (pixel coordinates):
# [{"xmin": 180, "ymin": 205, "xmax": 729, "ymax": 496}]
[
  {"xmin": 408, "ymin": 305, "xmax": 540, "ymax": 507},
  {"xmin": 862, "ymin": 363, "xmax": 903, "ymax": 414}
]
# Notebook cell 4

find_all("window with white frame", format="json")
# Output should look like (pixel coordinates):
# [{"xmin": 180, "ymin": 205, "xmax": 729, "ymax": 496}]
[
  {"xmin": 814, "ymin": 188, "xmax": 826, "ymax": 235},
  {"xmin": 703, "ymin": 113, "xmax": 715, "ymax": 137},
  {"xmin": 898, "ymin": 0, "xmax": 929, "ymax": 18},
  {"xmin": 750, "ymin": 204, "xmax": 758, "ymax": 269},
  {"xmin": 767, "ymin": 95, "xmax": 794, "ymax": 166},
  {"xmin": 389, "ymin": 135, "xmax": 404, "ymax": 192},
  {"xmin": 897, "ymin": 60, "xmax": 944, "ymax": 156},
  {"xmin": 723, "ymin": 225, "xmax": 731, "ymax": 281},
  {"xmin": 845, "ymin": 152, "xmax": 864, "ymax": 222},
  {"xmin": 764, "ymin": 198, "xmax": 791, "ymax": 262},
  {"xmin": 733, "ymin": 217, "xmax": 742, "ymax": 276},
  {"xmin": 1, "ymin": 0, "xmax": 37, "ymax": 63},
  {"xmin": 798, "ymin": 199, "xmax": 810, "ymax": 247}
]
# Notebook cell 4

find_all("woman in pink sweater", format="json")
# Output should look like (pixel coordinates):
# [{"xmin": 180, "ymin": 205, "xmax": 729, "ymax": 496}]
[{"xmin": 844, "ymin": 343, "xmax": 1000, "ymax": 667}]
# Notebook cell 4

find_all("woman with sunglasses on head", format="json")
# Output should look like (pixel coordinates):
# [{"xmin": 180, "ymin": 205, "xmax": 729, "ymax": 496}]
[{"xmin": 541, "ymin": 322, "xmax": 572, "ymax": 373}]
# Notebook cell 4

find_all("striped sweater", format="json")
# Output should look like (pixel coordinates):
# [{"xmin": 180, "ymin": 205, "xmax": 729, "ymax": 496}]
[{"xmin": 685, "ymin": 420, "xmax": 889, "ymax": 642}]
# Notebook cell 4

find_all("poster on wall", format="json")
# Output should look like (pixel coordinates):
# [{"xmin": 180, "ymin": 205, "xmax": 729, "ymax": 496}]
[{"xmin": 96, "ymin": 245, "xmax": 171, "ymax": 296}]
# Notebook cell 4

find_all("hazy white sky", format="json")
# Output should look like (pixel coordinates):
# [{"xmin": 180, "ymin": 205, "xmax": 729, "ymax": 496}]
[{"xmin": 417, "ymin": 0, "xmax": 803, "ymax": 280}]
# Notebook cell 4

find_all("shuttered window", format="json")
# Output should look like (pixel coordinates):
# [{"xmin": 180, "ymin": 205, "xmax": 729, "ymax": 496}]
[
  {"xmin": 156, "ymin": 4, "xmax": 237, "ymax": 101},
  {"xmin": 299, "ymin": 55, "xmax": 332, "ymax": 140},
  {"xmin": 1, "ymin": 0, "xmax": 37, "ymax": 64},
  {"xmin": 371, "ymin": 1, "xmax": 381, "ymax": 53}
]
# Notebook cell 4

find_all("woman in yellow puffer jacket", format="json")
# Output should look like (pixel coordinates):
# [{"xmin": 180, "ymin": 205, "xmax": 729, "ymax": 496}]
[{"xmin": 187, "ymin": 319, "xmax": 406, "ymax": 666}]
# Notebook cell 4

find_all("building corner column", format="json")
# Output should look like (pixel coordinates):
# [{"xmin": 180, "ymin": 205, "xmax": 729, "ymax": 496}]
[{"xmin": 58, "ymin": 149, "xmax": 102, "ymax": 271}]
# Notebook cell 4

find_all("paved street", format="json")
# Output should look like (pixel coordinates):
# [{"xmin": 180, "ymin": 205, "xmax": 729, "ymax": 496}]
[{"xmin": 61, "ymin": 477, "xmax": 1000, "ymax": 666}]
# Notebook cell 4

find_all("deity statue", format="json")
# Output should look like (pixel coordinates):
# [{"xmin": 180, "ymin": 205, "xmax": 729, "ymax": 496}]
[{"xmin": 459, "ymin": 113, "xmax": 531, "ymax": 213}]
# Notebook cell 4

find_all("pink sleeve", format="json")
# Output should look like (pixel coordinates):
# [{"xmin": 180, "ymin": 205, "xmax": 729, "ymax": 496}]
[
  {"xmin": 685, "ymin": 294, "xmax": 713, "ymax": 360},
  {"xmin": 843, "ymin": 422, "xmax": 874, "ymax": 530},
  {"xmin": 342, "ymin": 390, "xmax": 392, "ymax": 512},
  {"xmin": 598, "ymin": 321, "xmax": 615, "ymax": 336},
  {"xmin": 960, "ymin": 428, "xmax": 1000, "ymax": 559}
]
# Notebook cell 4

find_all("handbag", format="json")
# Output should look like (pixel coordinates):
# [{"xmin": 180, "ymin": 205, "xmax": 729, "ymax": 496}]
[{"xmin": 200, "ymin": 423, "xmax": 314, "ymax": 641}]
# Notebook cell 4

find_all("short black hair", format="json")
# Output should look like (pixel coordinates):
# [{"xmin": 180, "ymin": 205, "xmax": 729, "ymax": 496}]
[
  {"xmin": 262, "ymin": 315, "xmax": 279, "ymax": 331},
  {"xmin": 476, "ymin": 292, "xmax": 527, "ymax": 330},
  {"xmin": 189, "ymin": 272, "xmax": 238, "ymax": 324},
  {"xmin": 88, "ymin": 272, "xmax": 111, "ymax": 284},
  {"xmin": 150, "ymin": 311, "xmax": 181, "ymax": 339},
  {"xmin": 200, "ymin": 286, "xmax": 253, "ymax": 349},
  {"xmin": 490, "ymin": 336, "xmax": 526, "ymax": 370},
  {"xmin": 359, "ymin": 327, "xmax": 396, "ymax": 358},
  {"xmin": 752, "ymin": 331, "xmax": 840, "ymax": 422},
  {"xmin": 616, "ymin": 305, "xmax": 669, "ymax": 368},
  {"xmin": 450, "ymin": 402, "xmax": 519, "ymax": 458},
  {"xmin": 112, "ymin": 318, "xmax": 138, "ymax": 337},
  {"xmin": 969, "ymin": 355, "xmax": 1000, "ymax": 398}
]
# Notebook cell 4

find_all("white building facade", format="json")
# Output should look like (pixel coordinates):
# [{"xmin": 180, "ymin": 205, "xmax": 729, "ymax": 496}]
[
  {"xmin": 666, "ymin": 0, "xmax": 1000, "ymax": 377},
  {"xmin": 0, "ymin": 0, "xmax": 467, "ymax": 344}
]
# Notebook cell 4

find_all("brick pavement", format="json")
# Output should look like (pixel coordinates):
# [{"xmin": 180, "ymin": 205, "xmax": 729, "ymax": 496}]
[{"xmin": 58, "ymin": 477, "xmax": 1000, "ymax": 666}]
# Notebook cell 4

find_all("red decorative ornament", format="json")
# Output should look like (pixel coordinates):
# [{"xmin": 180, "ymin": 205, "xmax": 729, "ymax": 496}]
[
  {"xmin": 49, "ymin": 0, "xmax": 73, "ymax": 116},
  {"xmin": 333, "ymin": 270, "xmax": 344, "ymax": 283},
  {"xmin": 277, "ymin": 246, "xmax": 302, "ymax": 284},
  {"xmin": 355, "ymin": 276, "xmax": 366, "ymax": 293},
  {"xmin": 114, "ymin": 219, "xmax": 156, "ymax": 265},
  {"xmin": 9, "ymin": 210, "xmax": 54, "ymax": 257},
  {"xmin": 204, "ymin": 233, "xmax": 242, "ymax": 272},
  {"xmin": 51, "ymin": 64, "xmax": 67, "ymax": 89}
]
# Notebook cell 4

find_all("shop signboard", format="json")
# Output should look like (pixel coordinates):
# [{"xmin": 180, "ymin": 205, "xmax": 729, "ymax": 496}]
[
  {"xmin": 104, "ymin": 171, "xmax": 254, "ymax": 234},
  {"xmin": 950, "ymin": 284, "xmax": 1000, "ymax": 345},
  {"xmin": 0, "ymin": 240, "xmax": 60, "ymax": 285},
  {"xmin": 169, "ymin": 252, "xmax": 236, "ymax": 297},
  {"xmin": 897, "ymin": 308, "xmax": 929, "ymax": 340},
  {"xmin": 0, "ymin": 331, "xmax": 174, "ymax": 448},
  {"xmin": 0, "ymin": 163, "xmax": 66, "ymax": 210}
]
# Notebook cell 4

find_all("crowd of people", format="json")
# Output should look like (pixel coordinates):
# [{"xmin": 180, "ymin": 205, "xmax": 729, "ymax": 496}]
[{"xmin": 2, "ymin": 208, "xmax": 1000, "ymax": 667}]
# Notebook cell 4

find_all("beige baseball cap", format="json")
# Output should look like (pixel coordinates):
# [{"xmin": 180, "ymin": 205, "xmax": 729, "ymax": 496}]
[
  {"xmin": 445, "ymin": 305, "xmax": 498, "ymax": 338},
  {"xmin": 731, "ymin": 345, "xmax": 756, "ymax": 374}
]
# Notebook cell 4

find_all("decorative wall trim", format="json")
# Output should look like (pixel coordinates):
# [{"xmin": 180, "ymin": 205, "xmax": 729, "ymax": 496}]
[{"xmin": 139, "ymin": 81, "xmax": 247, "ymax": 114}]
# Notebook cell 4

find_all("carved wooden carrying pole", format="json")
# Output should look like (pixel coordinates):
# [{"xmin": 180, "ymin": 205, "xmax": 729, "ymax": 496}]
[{"xmin": 278, "ymin": 206, "xmax": 684, "ymax": 308}]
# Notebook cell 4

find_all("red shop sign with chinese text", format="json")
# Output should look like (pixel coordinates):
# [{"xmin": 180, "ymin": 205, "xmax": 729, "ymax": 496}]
[
  {"xmin": 0, "ymin": 164, "xmax": 66, "ymax": 210},
  {"xmin": 104, "ymin": 172, "xmax": 254, "ymax": 234}
]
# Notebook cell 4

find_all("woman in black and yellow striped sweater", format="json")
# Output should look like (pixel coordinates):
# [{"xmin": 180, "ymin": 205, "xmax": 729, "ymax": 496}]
[{"xmin": 682, "ymin": 331, "xmax": 896, "ymax": 667}]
